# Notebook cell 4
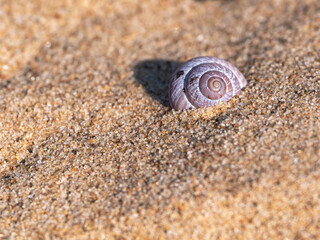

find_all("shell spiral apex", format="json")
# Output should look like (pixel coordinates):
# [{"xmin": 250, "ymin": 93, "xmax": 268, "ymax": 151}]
[{"xmin": 168, "ymin": 56, "xmax": 247, "ymax": 110}]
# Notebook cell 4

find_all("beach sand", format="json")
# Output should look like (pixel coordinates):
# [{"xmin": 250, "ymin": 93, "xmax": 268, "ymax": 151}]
[{"xmin": 0, "ymin": 0, "xmax": 319, "ymax": 239}]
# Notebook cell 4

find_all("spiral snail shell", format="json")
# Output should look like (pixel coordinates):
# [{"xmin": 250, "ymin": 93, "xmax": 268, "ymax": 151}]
[{"xmin": 168, "ymin": 56, "xmax": 247, "ymax": 110}]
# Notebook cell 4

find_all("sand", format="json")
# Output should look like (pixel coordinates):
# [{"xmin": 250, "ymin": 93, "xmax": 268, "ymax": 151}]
[{"xmin": 0, "ymin": 0, "xmax": 319, "ymax": 239}]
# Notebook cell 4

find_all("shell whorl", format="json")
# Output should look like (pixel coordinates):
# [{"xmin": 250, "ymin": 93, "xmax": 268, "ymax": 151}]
[{"xmin": 168, "ymin": 56, "xmax": 247, "ymax": 110}]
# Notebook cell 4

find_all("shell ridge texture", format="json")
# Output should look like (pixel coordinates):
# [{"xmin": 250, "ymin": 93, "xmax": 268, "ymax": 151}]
[{"xmin": 169, "ymin": 56, "xmax": 247, "ymax": 110}]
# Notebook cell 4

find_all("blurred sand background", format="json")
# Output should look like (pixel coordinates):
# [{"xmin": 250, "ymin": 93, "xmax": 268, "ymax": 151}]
[{"xmin": 0, "ymin": 0, "xmax": 319, "ymax": 239}]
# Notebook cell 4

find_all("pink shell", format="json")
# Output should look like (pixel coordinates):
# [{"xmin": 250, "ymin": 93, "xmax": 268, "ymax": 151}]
[{"xmin": 169, "ymin": 56, "xmax": 247, "ymax": 110}]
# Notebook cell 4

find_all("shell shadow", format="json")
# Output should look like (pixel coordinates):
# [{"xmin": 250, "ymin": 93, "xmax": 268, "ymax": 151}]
[{"xmin": 133, "ymin": 59, "xmax": 181, "ymax": 107}]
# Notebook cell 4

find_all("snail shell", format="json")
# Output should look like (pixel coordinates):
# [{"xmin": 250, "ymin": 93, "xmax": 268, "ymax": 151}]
[{"xmin": 168, "ymin": 56, "xmax": 247, "ymax": 110}]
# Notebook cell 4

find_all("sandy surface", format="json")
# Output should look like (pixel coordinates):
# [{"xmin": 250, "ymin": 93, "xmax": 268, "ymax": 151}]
[{"xmin": 0, "ymin": 0, "xmax": 319, "ymax": 239}]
